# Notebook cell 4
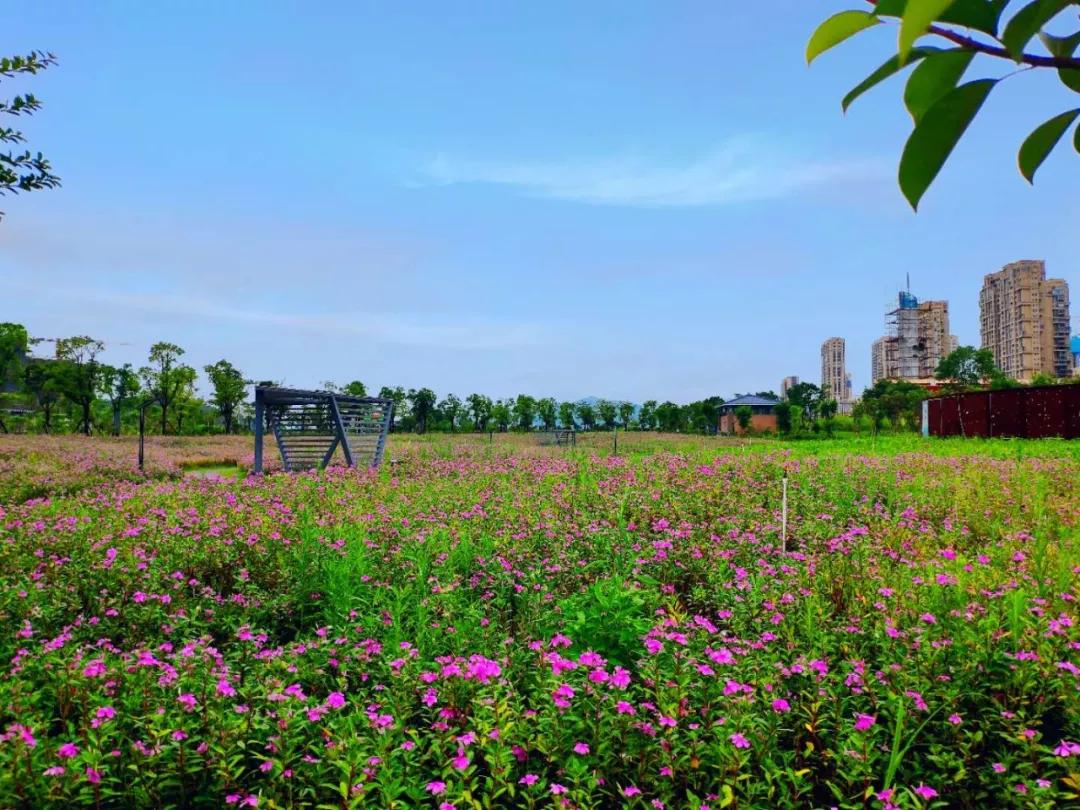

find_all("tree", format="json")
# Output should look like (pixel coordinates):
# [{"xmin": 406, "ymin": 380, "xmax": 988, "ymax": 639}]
[
  {"xmin": 596, "ymin": 399, "xmax": 618, "ymax": 430},
  {"xmin": 819, "ymin": 398, "xmax": 839, "ymax": 437},
  {"xmin": 439, "ymin": 393, "xmax": 463, "ymax": 432},
  {"xmin": 342, "ymin": 380, "xmax": 367, "ymax": 397},
  {"xmin": 617, "ymin": 401, "xmax": 635, "ymax": 430},
  {"xmin": 808, "ymin": 2, "xmax": 1080, "ymax": 210},
  {"xmin": 655, "ymin": 401, "xmax": 683, "ymax": 432},
  {"xmin": 862, "ymin": 379, "xmax": 926, "ymax": 432},
  {"xmin": 935, "ymin": 345, "xmax": 1004, "ymax": 390},
  {"xmin": 466, "ymin": 393, "xmax": 493, "ymax": 432},
  {"xmin": 54, "ymin": 336, "xmax": 105, "ymax": 435},
  {"xmin": 734, "ymin": 404, "xmax": 753, "ymax": 432},
  {"xmin": 557, "ymin": 400, "xmax": 577, "ymax": 430},
  {"xmin": 638, "ymin": 400, "xmax": 658, "ymax": 430},
  {"xmin": 754, "ymin": 390, "xmax": 780, "ymax": 401},
  {"xmin": 491, "ymin": 399, "xmax": 512, "ymax": 432},
  {"xmin": 537, "ymin": 397, "xmax": 557, "ymax": 430},
  {"xmin": 1, "ymin": 52, "xmax": 60, "ymax": 220},
  {"xmin": 512, "ymin": 394, "xmax": 538, "ymax": 431},
  {"xmin": 774, "ymin": 401, "xmax": 794, "ymax": 436},
  {"xmin": 99, "ymin": 363, "xmax": 140, "ymax": 436},
  {"xmin": 0, "ymin": 322, "xmax": 28, "ymax": 432},
  {"xmin": 407, "ymin": 387, "xmax": 437, "ymax": 433},
  {"xmin": 575, "ymin": 401, "xmax": 597, "ymax": 431},
  {"xmin": 140, "ymin": 342, "xmax": 186, "ymax": 434},
  {"xmin": 786, "ymin": 382, "xmax": 822, "ymax": 429},
  {"xmin": 170, "ymin": 366, "xmax": 199, "ymax": 434},
  {"xmin": 23, "ymin": 359, "xmax": 60, "ymax": 432},
  {"xmin": 204, "ymin": 359, "xmax": 248, "ymax": 434},
  {"xmin": 378, "ymin": 386, "xmax": 408, "ymax": 431}
]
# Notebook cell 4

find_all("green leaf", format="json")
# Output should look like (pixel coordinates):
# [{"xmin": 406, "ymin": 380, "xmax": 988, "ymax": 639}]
[
  {"xmin": 899, "ymin": 0, "xmax": 957, "ymax": 59},
  {"xmin": 875, "ymin": 0, "xmax": 1004, "ymax": 36},
  {"xmin": 1018, "ymin": 109, "xmax": 1080, "ymax": 181},
  {"xmin": 899, "ymin": 78, "xmax": 997, "ymax": 210},
  {"xmin": 843, "ymin": 48, "xmax": 938, "ymax": 112},
  {"xmin": 1038, "ymin": 29, "xmax": 1080, "ymax": 58},
  {"xmin": 1075, "ymin": 119, "xmax": 1080, "ymax": 154},
  {"xmin": 904, "ymin": 48, "xmax": 976, "ymax": 123},
  {"xmin": 807, "ymin": 11, "xmax": 879, "ymax": 64},
  {"xmin": 1001, "ymin": 0, "xmax": 1072, "ymax": 61},
  {"xmin": 1060, "ymin": 67, "xmax": 1080, "ymax": 93}
]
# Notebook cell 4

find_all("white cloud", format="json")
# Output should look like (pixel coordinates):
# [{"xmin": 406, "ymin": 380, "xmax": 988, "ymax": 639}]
[
  {"xmin": 0, "ymin": 280, "xmax": 546, "ymax": 352},
  {"xmin": 422, "ymin": 141, "xmax": 886, "ymax": 207}
]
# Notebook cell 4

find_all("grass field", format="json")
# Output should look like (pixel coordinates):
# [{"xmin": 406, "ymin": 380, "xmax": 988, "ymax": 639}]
[{"xmin": 0, "ymin": 432, "xmax": 1078, "ymax": 808}]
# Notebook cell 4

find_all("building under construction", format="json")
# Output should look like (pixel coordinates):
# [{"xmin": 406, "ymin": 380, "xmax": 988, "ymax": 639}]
[{"xmin": 871, "ymin": 289, "xmax": 958, "ymax": 385}]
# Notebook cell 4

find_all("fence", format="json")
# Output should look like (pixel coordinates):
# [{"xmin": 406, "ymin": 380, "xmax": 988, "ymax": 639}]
[{"xmin": 924, "ymin": 385, "xmax": 1080, "ymax": 439}]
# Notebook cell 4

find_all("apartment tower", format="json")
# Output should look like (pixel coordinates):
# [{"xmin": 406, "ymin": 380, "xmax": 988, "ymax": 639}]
[
  {"xmin": 980, "ymin": 260, "xmax": 1072, "ymax": 380},
  {"xmin": 820, "ymin": 337, "xmax": 850, "ymax": 407},
  {"xmin": 780, "ymin": 375, "xmax": 799, "ymax": 400}
]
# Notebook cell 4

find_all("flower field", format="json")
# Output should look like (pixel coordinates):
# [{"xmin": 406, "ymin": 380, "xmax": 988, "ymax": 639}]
[{"xmin": 1, "ymin": 436, "xmax": 1078, "ymax": 808}]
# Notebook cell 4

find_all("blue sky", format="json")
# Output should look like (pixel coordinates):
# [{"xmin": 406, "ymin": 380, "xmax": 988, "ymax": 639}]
[{"xmin": 2, "ymin": 1, "xmax": 1077, "ymax": 402}]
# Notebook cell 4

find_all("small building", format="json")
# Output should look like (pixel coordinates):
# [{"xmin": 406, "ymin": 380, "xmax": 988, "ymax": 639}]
[{"xmin": 718, "ymin": 394, "xmax": 779, "ymax": 435}]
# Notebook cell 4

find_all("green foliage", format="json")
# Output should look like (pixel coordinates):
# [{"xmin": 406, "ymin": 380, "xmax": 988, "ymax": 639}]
[
  {"xmin": 934, "ymin": 345, "xmax": 1005, "ymax": 390},
  {"xmin": 407, "ymin": 387, "xmax": 437, "ymax": 433},
  {"xmin": 558, "ymin": 400, "xmax": 577, "ymax": 430},
  {"xmin": 811, "ymin": 0, "xmax": 1080, "ymax": 208},
  {"xmin": 734, "ymin": 404, "xmax": 753, "ymax": 431},
  {"xmin": 774, "ymin": 400, "xmax": 794, "ymax": 435},
  {"xmin": 203, "ymin": 359, "xmax": 248, "ymax": 434},
  {"xmin": 0, "ymin": 51, "xmax": 60, "ymax": 220}
]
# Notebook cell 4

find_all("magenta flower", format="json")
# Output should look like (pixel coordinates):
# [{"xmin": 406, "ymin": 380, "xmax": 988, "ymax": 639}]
[
  {"xmin": 854, "ymin": 714, "xmax": 876, "ymax": 732},
  {"xmin": 772, "ymin": 698, "xmax": 791, "ymax": 713},
  {"xmin": 519, "ymin": 774, "xmax": 539, "ymax": 786},
  {"xmin": 177, "ymin": 693, "xmax": 198, "ymax": 712},
  {"xmin": 86, "ymin": 768, "xmax": 102, "ymax": 784},
  {"xmin": 729, "ymin": 733, "xmax": 750, "ymax": 749},
  {"xmin": 573, "ymin": 742, "xmax": 590, "ymax": 755},
  {"xmin": 912, "ymin": 784, "xmax": 938, "ymax": 800},
  {"xmin": 426, "ymin": 781, "xmax": 447, "ymax": 795},
  {"xmin": 550, "ymin": 784, "xmax": 567, "ymax": 795},
  {"xmin": 326, "ymin": 691, "xmax": 346, "ymax": 709},
  {"xmin": 57, "ymin": 742, "xmax": 79, "ymax": 758}
]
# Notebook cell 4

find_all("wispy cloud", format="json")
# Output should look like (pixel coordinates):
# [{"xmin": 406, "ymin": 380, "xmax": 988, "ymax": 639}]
[
  {"xmin": 422, "ymin": 141, "xmax": 886, "ymax": 207},
  {"xmin": 0, "ymin": 280, "xmax": 546, "ymax": 352}
]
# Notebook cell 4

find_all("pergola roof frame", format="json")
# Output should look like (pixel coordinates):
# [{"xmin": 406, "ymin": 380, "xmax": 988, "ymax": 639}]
[{"xmin": 253, "ymin": 386, "xmax": 393, "ymax": 474}]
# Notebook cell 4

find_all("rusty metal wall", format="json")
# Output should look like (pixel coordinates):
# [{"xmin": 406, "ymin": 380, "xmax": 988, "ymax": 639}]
[{"xmin": 925, "ymin": 385, "xmax": 1080, "ymax": 439}]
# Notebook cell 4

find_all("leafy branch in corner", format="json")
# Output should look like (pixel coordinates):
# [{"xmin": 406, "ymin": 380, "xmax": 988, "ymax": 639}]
[
  {"xmin": 808, "ymin": 0, "xmax": 1080, "ymax": 209},
  {"xmin": 1, "ymin": 50, "xmax": 60, "ymax": 220}
]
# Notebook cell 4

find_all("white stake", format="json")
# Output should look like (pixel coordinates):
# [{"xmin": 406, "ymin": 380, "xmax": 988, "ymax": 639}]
[{"xmin": 781, "ymin": 476, "xmax": 788, "ymax": 554}]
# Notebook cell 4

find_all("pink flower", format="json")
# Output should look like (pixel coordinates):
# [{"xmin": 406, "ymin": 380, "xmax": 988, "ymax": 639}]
[
  {"xmin": 912, "ymin": 784, "xmax": 938, "ymax": 800},
  {"xmin": 623, "ymin": 785, "xmax": 642, "ymax": 796},
  {"xmin": 177, "ymin": 693, "xmax": 198, "ymax": 712},
  {"xmin": 729, "ymin": 733, "xmax": 750, "ymax": 749},
  {"xmin": 992, "ymin": 762, "xmax": 1006, "ymax": 773},
  {"xmin": 947, "ymin": 713, "xmax": 962, "ymax": 725},
  {"xmin": 771, "ymin": 698, "xmax": 791, "ymax": 713},
  {"xmin": 854, "ymin": 714, "xmax": 876, "ymax": 732},
  {"xmin": 44, "ymin": 766, "xmax": 66, "ymax": 776},
  {"xmin": 426, "ymin": 781, "xmax": 447, "ymax": 795},
  {"xmin": 86, "ymin": 767, "xmax": 102, "ymax": 784},
  {"xmin": 519, "ymin": 774, "xmax": 539, "ymax": 785},
  {"xmin": 550, "ymin": 784, "xmax": 568, "ymax": 795},
  {"xmin": 326, "ymin": 691, "xmax": 346, "ymax": 709},
  {"xmin": 573, "ymin": 742, "xmax": 590, "ymax": 755},
  {"xmin": 57, "ymin": 742, "xmax": 79, "ymax": 758}
]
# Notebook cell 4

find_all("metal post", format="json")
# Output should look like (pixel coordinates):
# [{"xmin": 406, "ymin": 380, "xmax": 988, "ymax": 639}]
[
  {"xmin": 613, "ymin": 426, "xmax": 618, "ymax": 455},
  {"xmin": 138, "ymin": 402, "xmax": 146, "ymax": 472},
  {"xmin": 781, "ymin": 476, "xmax": 788, "ymax": 553},
  {"xmin": 253, "ymin": 390, "xmax": 265, "ymax": 474}
]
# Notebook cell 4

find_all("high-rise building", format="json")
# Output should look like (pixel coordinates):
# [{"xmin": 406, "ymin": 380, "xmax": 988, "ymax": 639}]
[
  {"xmin": 871, "ymin": 290, "xmax": 957, "ymax": 384},
  {"xmin": 780, "ymin": 375, "xmax": 799, "ymax": 400},
  {"xmin": 821, "ymin": 337, "xmax": 849, "ymax": 405},
  {"xmin": 980, "ymin": 260, "xmax": 1072, "ymax": 380}
]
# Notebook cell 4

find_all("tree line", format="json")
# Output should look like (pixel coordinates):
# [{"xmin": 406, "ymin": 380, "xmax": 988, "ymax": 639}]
[{"xmin": 0, "ymin": 322, "xmax": 762, "ymax": 436}]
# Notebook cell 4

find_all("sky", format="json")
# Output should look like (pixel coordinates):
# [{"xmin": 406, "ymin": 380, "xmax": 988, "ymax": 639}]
[{"xmin": 2, "ymin": 1, "xmax": 1078, "ymax": 403}]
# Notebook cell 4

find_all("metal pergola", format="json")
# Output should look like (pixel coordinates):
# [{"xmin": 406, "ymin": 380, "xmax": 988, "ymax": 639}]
[{"xmin": 254, "ymin": 386, "xmax": 393, "ymax": 473}]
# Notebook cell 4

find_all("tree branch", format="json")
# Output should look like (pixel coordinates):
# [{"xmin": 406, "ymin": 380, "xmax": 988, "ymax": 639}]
[{"xmin": 865, "ymin": 0, "xmax": 1080, "ymax": 71}]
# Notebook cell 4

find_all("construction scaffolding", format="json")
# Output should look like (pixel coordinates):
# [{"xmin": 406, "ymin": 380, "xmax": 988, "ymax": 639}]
[{"xmin": 876, "ymin": 288, "xmax": 957, "ymax": 384}]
